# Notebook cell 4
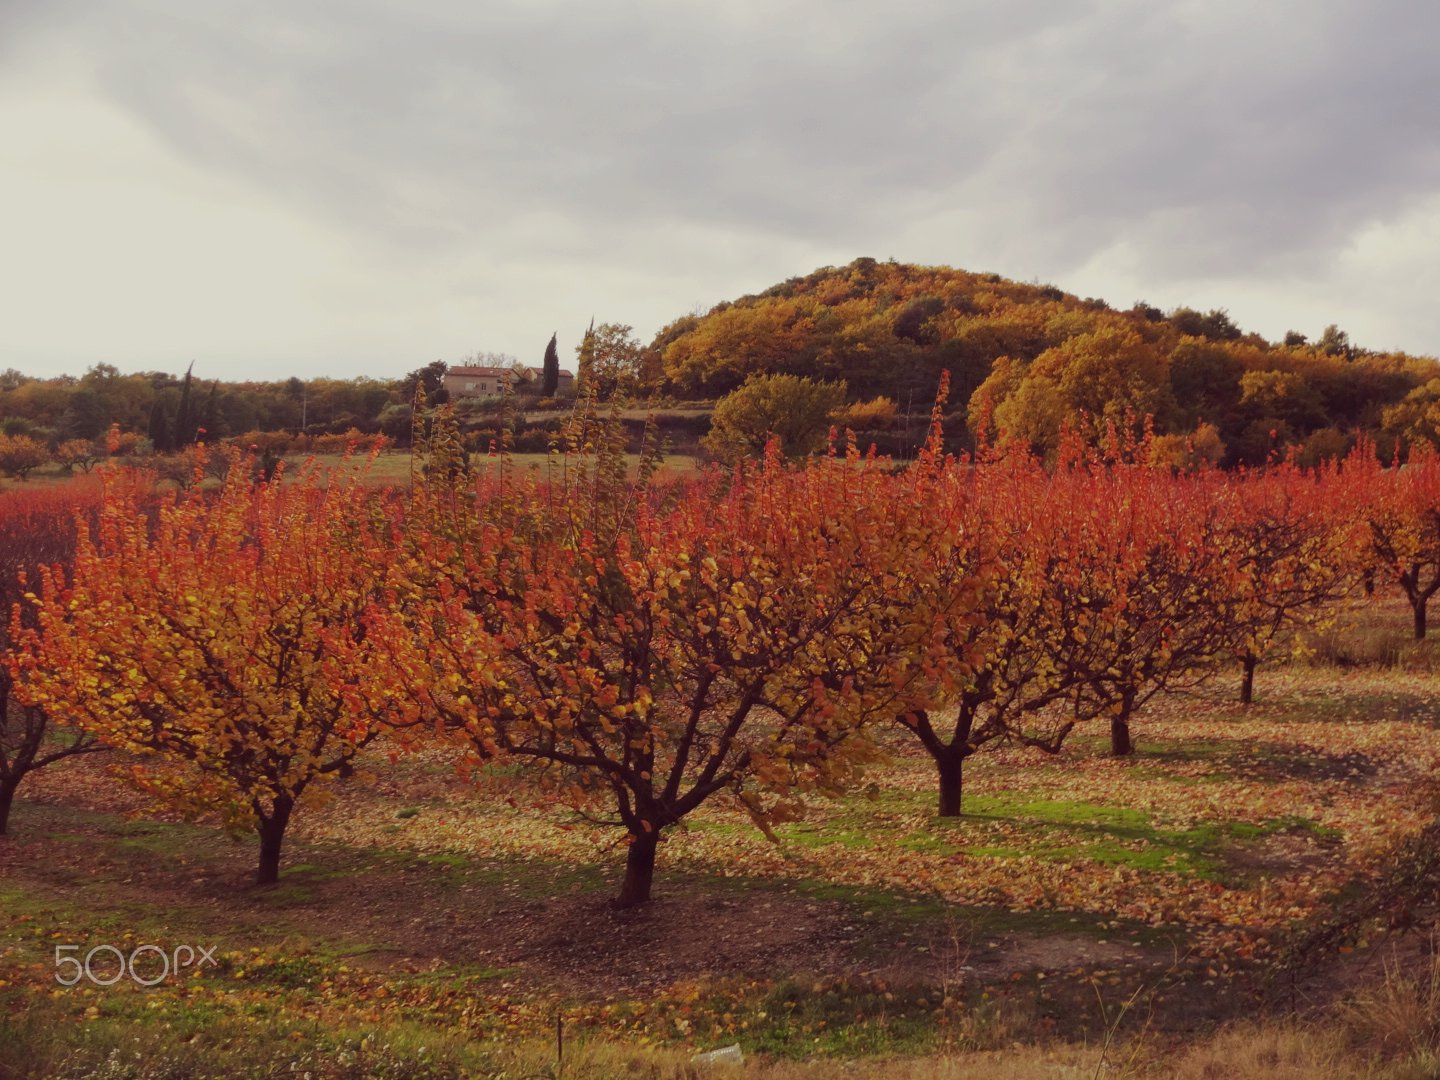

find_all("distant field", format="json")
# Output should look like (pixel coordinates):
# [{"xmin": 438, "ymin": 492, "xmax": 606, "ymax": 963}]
[
  {"xmin": 521, "ymin": 405, "xmax": 715, "ymax": 422},
  {"xmin": 0, "ymin": 447, "xmax": 705, "ymax": 495},
  {"xmin": 295, "ymin": 449, "xmax": 704, "ymax": 486},
  {"xmin": 0, "ymin": 464, "xmax": 97, "ymax": 491}
]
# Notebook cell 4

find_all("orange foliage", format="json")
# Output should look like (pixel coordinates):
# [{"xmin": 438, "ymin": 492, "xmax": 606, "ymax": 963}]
[
  {"xmin": 358, "ymin": 408, "xmax": 964, "ymax": 905},
  {"xmin": 0, "ymin": 481, "xmax": 107, "ymax": 832},
  {"xmin": 12, "ymin": 449, "xmax": 405, "ymax": 882}
]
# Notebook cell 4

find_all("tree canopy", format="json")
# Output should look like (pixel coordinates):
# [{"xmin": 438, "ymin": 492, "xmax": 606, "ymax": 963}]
[{"xmin": 643, "ymin": 258, "xmax": 1440, "ymax": 463}]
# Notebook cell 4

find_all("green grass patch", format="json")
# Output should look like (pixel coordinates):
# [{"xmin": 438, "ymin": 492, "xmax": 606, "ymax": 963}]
[
  {"xmin": 788, "ymin": 880, "xmax": 950, "ymax": 922},
  {"xmin": 1135, "ymin": 738, "xmax": 1247, "ymax": 765},
  {"xmin": 961, "ymin": 795, "xmax": 1149, "ymax": 828},
  {"xmin": 416, "ymin": 852, "xmax": 468, "ymax": 868},
  {"xmin": 911, "ymin": 796, "xmax": 1337, "ymax": 881},
  {"xmin": 742, "ymin": 976, "xmax": 943, "ymax": 1057},
  {"xmin": 0, "ymin": 1003, "xmax": 516, "ymax": 1080},
  {"xmin": 717, "ymin": 785, "xmax": 1340, "ymax": 883},
  {"xmin": 278, "ymin": 862, "xmax": 348, "ymax": 880},
  {"xmin": 251, "ymin": 882, "xmax": 316, "ymax": 905},
  {"xmin": 779, "ymin": 821, "xmax": 872, "ymax": 849},
  {"xmin": 363, "ymin": 844, "xmax": 613, "ymax": 901}
]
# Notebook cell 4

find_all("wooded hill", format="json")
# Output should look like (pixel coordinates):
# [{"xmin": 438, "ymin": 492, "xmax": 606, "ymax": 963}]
[
  {"xmin": 644, "ymin": 257, "xmax": 1440, "ymax": 465},
  {"xmin": 5, "ymin": 257, "xmax": 1440, "ymax": 468}
]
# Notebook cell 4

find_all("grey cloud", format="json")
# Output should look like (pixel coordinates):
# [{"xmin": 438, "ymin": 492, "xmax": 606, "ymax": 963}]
[
  {"xmin": 963, "ymin": 1, "xmax": 1440, "ymax": 277},
  {"xmin": 7, "ymin": 0, "xmax": 1439, "ymax": 337},
  {"xmin": 14, "ymin": 2, "xmax": 1079, "ymax": 242}
]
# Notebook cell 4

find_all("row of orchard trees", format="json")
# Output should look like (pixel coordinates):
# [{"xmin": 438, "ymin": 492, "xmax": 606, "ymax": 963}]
[
  {"xmin": 4, "ymin": 404, "xmax": 1440, "ymax": 906},
  {"xmin": 0, "ymin": 422, "xmax": 401, "ymax": 484}
]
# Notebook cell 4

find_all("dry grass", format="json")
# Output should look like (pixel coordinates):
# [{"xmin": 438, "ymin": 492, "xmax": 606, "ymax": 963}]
[
  {"xmin": 5, "ymin": 896, "xmax": 1440, "ymax": 1079},
  {"xmin": 1158, "ymin": 1022, "xmax": 1359, "ymax": 1078},
  {"xmin": 1301, "ymin": 594, "xmax": 1440, "ymax": 673},
  {"xmin": 1340, "ymin": 943, "xmax": 1440, "ymax": 1064}
]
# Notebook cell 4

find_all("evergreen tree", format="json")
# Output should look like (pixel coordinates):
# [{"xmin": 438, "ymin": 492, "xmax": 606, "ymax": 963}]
[
  {"xmin": 576, "ymin": 318, "xmax": 596, "ymax": 396},
  {"xmin": 401, "ymin": 361, "xmax": 448, "ymax": 405},
  {"xmin": 200, "ymin": 380, "xmax": 219, "ymax": 441},
  {"xmin": 542, "ymin": 332, "xmax": 560, "ymax": 398},
  {"xmin": 173, "ymin": 362, "xmax": 195, "ymax": 448},
  {"xmin": 148, "ymin": 399, "xmax": 174, "ymax": 454}
]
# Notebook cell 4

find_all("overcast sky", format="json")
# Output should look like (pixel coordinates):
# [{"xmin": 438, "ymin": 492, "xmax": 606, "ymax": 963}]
[{"xmin": 3, "ymin": 0, "xmax": 1438, "ymax": 383}]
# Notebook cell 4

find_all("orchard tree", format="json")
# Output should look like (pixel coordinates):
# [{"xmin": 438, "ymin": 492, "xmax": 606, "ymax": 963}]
[
  {"xmin": 889, "ymin": 445, "xmax": 1083, "ymax": 814},
  {"xmin": 363, "ymin": 410, "xmax": 949, "ymax": 906},
  {"xmin": 1218, "ymin": 460, "xmax": 1362, "ymax": 702},
  {"xmin": 0, "ymin": 435, "xmax": 48, "ymax": 479},
  {"xmin": 13, "ymin": 450, "xmax": 406, "ymax": 883},
  {"xmin": 1055, "ymin": 459, "xmax": 1234, "ymax": 755},
  {"xmin": 868, "ymin": 384, "xmax": 1111, "ymax": 812},
  {"xmin": 0, "ymin": 485, "xmax": 106, "ymax": 834},
  {"xmin": 907, "ymin": 424, "xmax": 1236, "ymax": 767},
  {"xmin": 53, "ymin": 438, "xmax": 103, "ymax": 474},
  {"xmin": 1350, "ymin": 445, "xmax": 1440, "ymax": 639}
]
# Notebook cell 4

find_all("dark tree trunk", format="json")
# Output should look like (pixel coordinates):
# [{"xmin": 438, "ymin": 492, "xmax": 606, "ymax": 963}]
[
  {"xmin": 936, "ymin": 748, "xmax": 964, "ymax": 817},
  {"xmin": 0, "ymin": 775, "xmax": 18, "ymax": 836},
  {"xmin": 615, "ymin": 826, "xmax": 659, "ymax": 908},
  {"xmin": 1110, "ymin": 714, "xmax": 1133, "ymax": 757},
  {"xmin": 255, "ymin": 794, "xmax": 294, "ymax": 886},
  {"xmin": 1110, "ymin": 690, "xmax": 1137, "ymax": 757},
  {"xmin": 1402, "ymin": 564, "xmax": 1429, "ymax": 640},
  {"xmin": 1240, "ymin": 652, "xmax": 1258, "ymax": 706}
]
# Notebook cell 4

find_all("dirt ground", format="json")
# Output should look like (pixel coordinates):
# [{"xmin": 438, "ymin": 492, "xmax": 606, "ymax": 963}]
[{"xmin": 6, "ymin": 794, "xmax": 1395, "ymax": 1044}]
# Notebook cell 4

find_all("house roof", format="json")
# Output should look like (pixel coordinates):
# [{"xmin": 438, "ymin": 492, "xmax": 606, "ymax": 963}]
[
  {"xmin": 446, "ymin": 366, "xmax": 512, "ymax": 378},
  {"xmin": 445, "ymin": 365, "xmax": 576, "ymax": 381}
]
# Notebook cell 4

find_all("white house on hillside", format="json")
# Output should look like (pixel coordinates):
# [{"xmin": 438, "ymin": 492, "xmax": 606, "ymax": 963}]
[{"xmin": 443, "ymin": 365, "xmax": 574, "ymax": 400}]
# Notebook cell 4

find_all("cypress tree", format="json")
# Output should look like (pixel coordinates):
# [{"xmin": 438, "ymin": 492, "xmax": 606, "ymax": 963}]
[
  {"xmin": 173, "ymin": 362, "xmax": 195, "ymax": 448},
  {"xmin": 542, "ymin": 332, "xmax": 560, "ymax": 398}
]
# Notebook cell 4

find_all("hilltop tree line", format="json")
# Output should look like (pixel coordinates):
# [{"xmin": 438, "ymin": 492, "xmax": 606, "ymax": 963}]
[
  {"xmin": 3, "ymin": 260, "xmax": 1437, "ymax": 468},
  {"xmin": 0, "ymin": 363, "xmax": 399, "ymax": 445},
  {"xmin": 649, "ymin": 259, "xmax": 1440, "ymax": 465},
  {"xmin": 4, "ymin": 404, "xmax": 1439, "ymax": 906}
]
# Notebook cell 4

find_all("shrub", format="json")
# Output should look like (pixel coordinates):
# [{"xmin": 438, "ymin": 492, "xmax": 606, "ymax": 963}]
[
  {"xmin": 703, "ymin": 373, "xmax": 848, "ymax": 463},
  {"xmin": 0, "ymin": 435, "xmax": 48, "ymax": 478}
]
